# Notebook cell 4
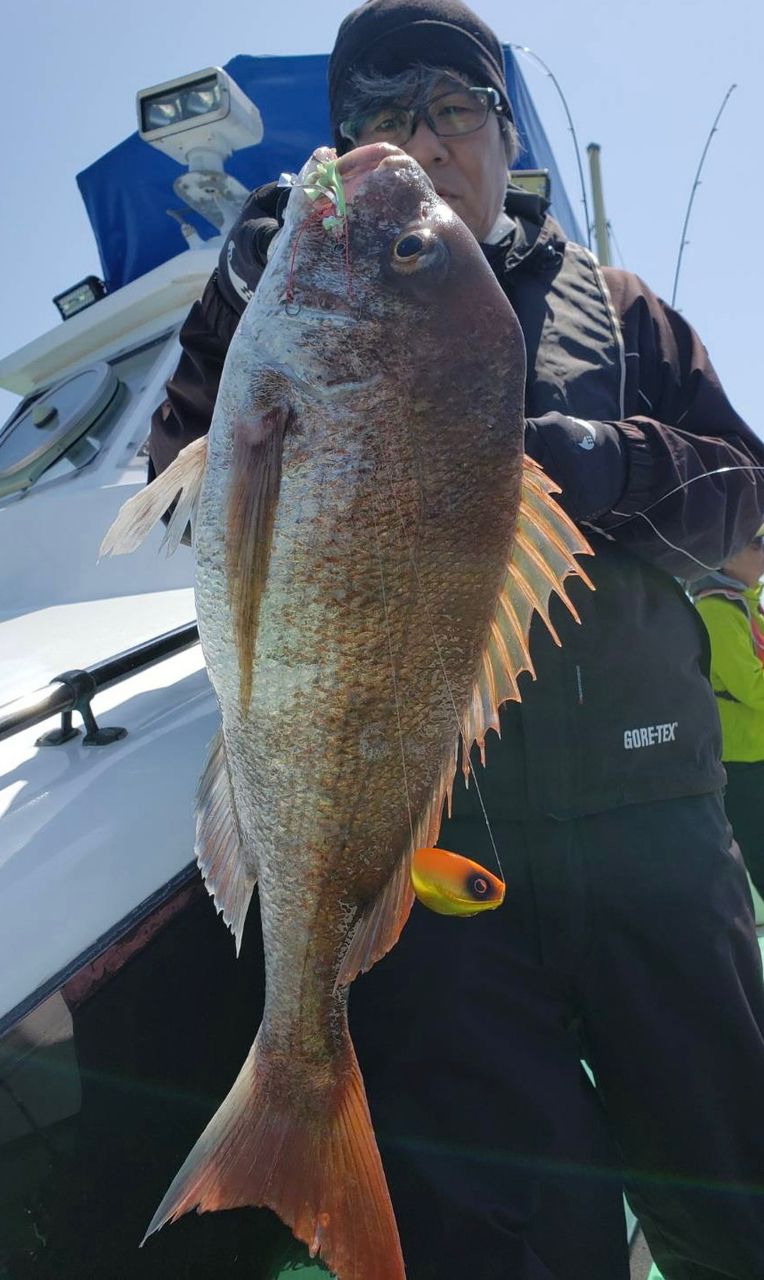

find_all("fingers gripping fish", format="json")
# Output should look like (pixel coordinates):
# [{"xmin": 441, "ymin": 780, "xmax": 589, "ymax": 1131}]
[{"xmin": 101, "ymin": 143, "xmax": 592, "ymax": 1280}]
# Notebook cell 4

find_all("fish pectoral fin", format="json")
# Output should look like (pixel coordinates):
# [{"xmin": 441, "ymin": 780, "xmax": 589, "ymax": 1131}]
[
  {"xmin": 227, "ymin": 400, "xmax": 291, "ymax": 711},
  {"xmin": 335, "ymin": 852, "xmax": 415, "ymax": 989},
  {"xmin": 99, "ymin": 435, "xmax": 208, "ymax": 557},
  {"xmin": 462, "ymin": 456, "xmax": 594, "ymax": 767},
  {"xmin": 196, "ymin": 730, "xmax": 255, "ymax": 955}
]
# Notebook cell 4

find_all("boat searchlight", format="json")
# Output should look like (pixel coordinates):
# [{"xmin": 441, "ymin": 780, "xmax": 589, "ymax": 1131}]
[
  {"xmin": 137, "ymin": 67, "xmax": 263, "ymax": 169},
  {"xmin": 136, "ymin": 67, "xmax": 264, "ymax": 235}
]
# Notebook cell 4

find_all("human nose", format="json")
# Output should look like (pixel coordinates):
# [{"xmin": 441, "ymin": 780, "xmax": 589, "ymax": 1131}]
[{"xmin": 402, "ymin": 117, "xmax": 449, "ymax": 167}]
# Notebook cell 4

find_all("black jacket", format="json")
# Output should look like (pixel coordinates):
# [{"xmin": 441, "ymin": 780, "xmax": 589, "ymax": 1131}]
[{"xmin": 149, "ymin": 184, "xmax": 764, "ymax": 818}]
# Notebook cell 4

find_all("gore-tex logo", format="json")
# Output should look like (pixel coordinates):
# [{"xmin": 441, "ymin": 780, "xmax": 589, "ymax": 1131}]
[{"xmin": 624, "ymin": 722, "xmax": 678, "ymax": 750}]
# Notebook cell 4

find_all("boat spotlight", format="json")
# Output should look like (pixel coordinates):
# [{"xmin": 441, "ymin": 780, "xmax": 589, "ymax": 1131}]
[
  {"xmin": 137, "ymin": 68, "xmax": 263, "ymax": 169},
  {"xmin": 136, "ymin": 68, "xmax": 263, "ymax": 235}
]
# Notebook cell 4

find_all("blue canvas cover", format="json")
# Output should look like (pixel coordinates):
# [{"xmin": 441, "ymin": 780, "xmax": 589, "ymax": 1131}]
[{"xmin": 76, "ymin": 49, "xmax": 583, "ymax": 292}]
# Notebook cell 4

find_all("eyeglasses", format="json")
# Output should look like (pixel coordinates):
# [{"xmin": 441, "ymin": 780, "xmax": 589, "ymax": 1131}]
[
  {"xmin": 750, "ymin": 535, "xmax": 764, "ymax": 550},
  {"xmin": 340, "ymin": 86, "xmax": 503, "ymax": 149}
]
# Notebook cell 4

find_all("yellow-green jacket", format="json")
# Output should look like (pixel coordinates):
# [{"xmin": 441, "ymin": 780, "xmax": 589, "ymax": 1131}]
[{"xmin": 694, "ymin": 583, "xmax": 764, "ymax": 762}]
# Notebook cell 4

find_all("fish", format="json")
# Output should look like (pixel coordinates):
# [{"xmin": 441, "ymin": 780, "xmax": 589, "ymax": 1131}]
[
  {"xmin": 101, "ymin": 141, "xmax": 592, "ymax": 1280},
  {"xmin": 411, "ymin": 847, "xmax": 505, "ymax": 916}
]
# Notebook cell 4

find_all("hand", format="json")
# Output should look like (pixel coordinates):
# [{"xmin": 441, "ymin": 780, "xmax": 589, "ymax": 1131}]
[
  {"xmin": 248, "ymin": 180, "xmax": 292, "ymax": 224},
  {"xmin": 218, "ymin": 181, "xmax": 293, "ymax": 306},
  {"xmin": 245, "ymin": 182, "xmax": 292, "ymax": 264},
  {"xmin": 524, "ymin": 413, "xmax": 627, "ymax": 522}
]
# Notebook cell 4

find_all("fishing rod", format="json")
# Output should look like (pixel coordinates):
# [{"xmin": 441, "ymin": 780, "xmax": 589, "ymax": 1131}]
[
  {"xmin": 671, "ymin": 83, "xmax": 737, "ymax": 310},
  {"xmin": 510, "ymin": 44, "xmax": 592, "ymax": 251}
]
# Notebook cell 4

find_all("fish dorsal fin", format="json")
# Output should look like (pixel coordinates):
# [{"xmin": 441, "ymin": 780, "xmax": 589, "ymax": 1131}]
[
  {"xmin": 99, "ymin": 435, "xmax": 208, "ymax": 557},
  {"xmin": 196, "ymin": 730, "xmax": 256, "ymax": 955},
  {"xmin": 461, "ymin": 457, "xmax": 594, "ymax": 769},
  {"xmin": 336, "ymin": 460, "xmax": 589, "ymax": 984}
]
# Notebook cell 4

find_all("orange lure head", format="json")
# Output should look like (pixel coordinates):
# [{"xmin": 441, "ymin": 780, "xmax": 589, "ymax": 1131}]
[{"xmin": 411, "ymin": 847, "xmax": 505, "ymax": 917}]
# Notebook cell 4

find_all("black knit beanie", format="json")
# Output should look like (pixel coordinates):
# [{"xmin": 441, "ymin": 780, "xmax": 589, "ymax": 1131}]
[{"xmin": 328, "ymin": 0, "xmax": 512, "ymax": 147}]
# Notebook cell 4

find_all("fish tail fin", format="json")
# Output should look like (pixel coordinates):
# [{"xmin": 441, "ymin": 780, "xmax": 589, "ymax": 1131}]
[
  {"xmin": 99, "ymin": 435, "xmax": 208, "ymax": 557},
  {"xmin": 144, "ymin": 1029, "xmax": 405, "ymax": 1280}
]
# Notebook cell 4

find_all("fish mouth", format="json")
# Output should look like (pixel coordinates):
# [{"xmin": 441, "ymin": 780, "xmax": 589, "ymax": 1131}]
[{"xmin": 336, "ymin": 143, "xmax": 432, "ymax": 206}]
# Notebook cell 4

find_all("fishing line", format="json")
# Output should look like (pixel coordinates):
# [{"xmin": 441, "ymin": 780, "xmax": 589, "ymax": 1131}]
[
  {"xmin": 604, "ymin": 463, "xmax": 764, "ymax": 572},
  {"xmin": 611, "ymin": 509, "xmax": 721, "ymax": 574},
  {"xmin": 608, "ymin": 463, "xmax": 761, "ymax": 525},
  {"xmin": 369, "ymin": 446, "xmax": 764, "ymax": 879},
  {"xmin": 342, "ymin": 215, "xmax": 354, "ymax": 301},
  {"xmin": 281, "ymin": 200, "xmax": 353, "ymax": 303},
  {"xmin": 368, "ymin": 484, "xmax": 417, "ymax": 856},
  {"xmin": 373, "ymin": 432, "xmax": 505, "ymax": 884},
  {"xmin": 285, "ymin": 207, "xmax": 325, "ymax": 304}
]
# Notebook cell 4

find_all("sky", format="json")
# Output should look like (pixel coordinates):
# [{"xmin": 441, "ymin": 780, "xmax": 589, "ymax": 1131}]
[{"xmin": 1, "ymin": 0, "xmax": 760, "ymax": 435}]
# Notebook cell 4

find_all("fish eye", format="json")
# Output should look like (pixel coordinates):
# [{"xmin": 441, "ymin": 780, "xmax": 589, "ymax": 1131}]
[
  {"xmin": 389, "ymin": 226, "xmax": 443, "ymax": 274},
  {"xmin": 394, "ymin": 234, "xmax": 426, "ymax": 259},
  {"xmin": 468, "ymin": 874, "xmax": 490, "ymax": 898}
]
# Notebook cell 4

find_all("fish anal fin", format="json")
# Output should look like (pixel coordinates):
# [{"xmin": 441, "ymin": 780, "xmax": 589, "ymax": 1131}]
[
  {"xmin": 226, "ymin": 403, "xmax": 290, "ymax": 711},
  {"xmin": 196, "ymin": 730, "xmax": 255, "ymax": 955},
  {"xmin": 336, "ymin": 852, "xmax": 415, "ymax": 989},
  {"xmin": 100, "ymin": 436, "xmax": 208, "ymax": 557},
  {"xmin": 144, "ymin": 1030, "xmax": 405, "ymax": 1280},
  {"xmin": 336, "ymin": 748, "xmax": 460, "ymax": 988},
  {"xmin": 463, "ymin": 456, "xmax": 594, "ymax": 764}
]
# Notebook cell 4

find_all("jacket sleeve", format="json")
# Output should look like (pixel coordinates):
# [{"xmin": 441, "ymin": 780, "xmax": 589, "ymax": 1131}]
[
  {"xmin": 147, "ymin": 272, "xmax": 240, "ymax": 478},
  {"xmin": 591, "ymin": 269, "xmax": 764, "ymax": 579},
  {"xmin": 147, "ymin": 182, "xmax": 285, "ymax": 479},
  {"xmin": 696, "ymin": 597, "xmax": 764, "ymax": 712}
]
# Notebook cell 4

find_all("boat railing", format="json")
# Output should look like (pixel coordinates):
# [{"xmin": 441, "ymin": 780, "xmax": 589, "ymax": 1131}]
[{"xmin": 0, "ymin": 620, "xmax": 200, "ymax": 746}]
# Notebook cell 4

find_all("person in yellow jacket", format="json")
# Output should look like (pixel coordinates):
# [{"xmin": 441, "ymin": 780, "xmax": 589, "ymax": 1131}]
[{"xmin": 693, "ymin": 530, "xmax": 764, "ymax": 896}]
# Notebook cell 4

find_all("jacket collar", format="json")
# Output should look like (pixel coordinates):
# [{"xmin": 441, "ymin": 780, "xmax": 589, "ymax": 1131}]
[
  {"xmin": 480, "ymin": 183, "xmax": 567, "ymax": 274},
  {"xmin": 692, "ymin": 570, "xmax": 751, "ymax": 605}
]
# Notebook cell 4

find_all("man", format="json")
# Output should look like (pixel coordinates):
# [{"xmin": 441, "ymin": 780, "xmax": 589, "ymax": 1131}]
[
  {"xmin": 693, "ymin": 532, "xmax": 764, "ymax": 899},
  {"xmin": 149, "ymin": 2, "xmax": 764, "ymax": 1277}
]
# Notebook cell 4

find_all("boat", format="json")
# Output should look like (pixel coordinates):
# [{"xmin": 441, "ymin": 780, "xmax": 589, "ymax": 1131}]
[{"xmin": 0, "ymin": 50, "xmax": 759, "ymax": 1280}]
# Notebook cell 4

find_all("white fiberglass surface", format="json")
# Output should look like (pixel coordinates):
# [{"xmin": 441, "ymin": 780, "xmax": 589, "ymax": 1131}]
[
  {"xmin": 0, "ymin": 647, "xmax": 218, "ymax": 1026},
  {"xmin": 0, "ymin": 450, "xmax": 194, "ymax": 620},
  {"xmin": 0, "ymin": 331, "xmax": 194, "ymax": 625},
  {"xmin": 0, "ymin": 587, "xmax": 196, "ymax": 706}
]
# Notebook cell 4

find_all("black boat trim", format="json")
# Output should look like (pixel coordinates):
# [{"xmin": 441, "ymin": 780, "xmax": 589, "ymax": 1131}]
[
  {"xmin": 0, "ymin": 620, "xmax": 200, "ymax": 744},
  {"xmin": 0, "ymin": 860, "xmax": 198, "ymax": 1038}
]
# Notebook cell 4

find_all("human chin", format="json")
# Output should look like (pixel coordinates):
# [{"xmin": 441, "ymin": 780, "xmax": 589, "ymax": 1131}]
[
  {"xmin": 458, "ymin": 200, "xmax": 495, "ymax": 242},
  {"xmin": 437, "ymin": 192, "xmax": 480, "ymax": 237}
]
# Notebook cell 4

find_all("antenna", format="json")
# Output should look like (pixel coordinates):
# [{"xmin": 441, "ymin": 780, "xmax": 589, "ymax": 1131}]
[
  {"xmin": 510, "ymin": 44, "xmax": 591, "ymax": 249},
  {"xmin": 671, "ymin": 83, "xmax": 737, "ymax": 309}
]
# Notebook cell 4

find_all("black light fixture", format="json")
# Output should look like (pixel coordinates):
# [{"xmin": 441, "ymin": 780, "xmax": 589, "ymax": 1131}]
[{"xmin": 52, "ymin": 276, "xmax": 107, "ymax": 321}]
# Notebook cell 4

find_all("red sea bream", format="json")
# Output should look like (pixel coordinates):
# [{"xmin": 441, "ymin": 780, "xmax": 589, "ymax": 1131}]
[{"xmin": 102, "ymin": 142, "xmax": 591, "ymax": 1280}]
